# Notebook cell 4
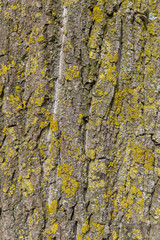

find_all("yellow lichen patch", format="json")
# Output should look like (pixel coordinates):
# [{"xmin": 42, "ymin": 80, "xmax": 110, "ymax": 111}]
[
  {"xmin": 112, "ymin": 230, "xmax": 118, "ymax": 240},
  {"xmin": 61, "ymin": 176, "xmax": 79, "ymax": 198},
  {"xmin": 77, "ymin": 233, "xmax": 82, "ymax": 240},
  {"xmin": 132, "ymin": 142, "xmax": 154, "ymax": 171},
  {"xmin": 106, "ymin": 65, "xmax": 118, "ymax": 85},
  {"xmin": 25, "ymin": 57, "xmax": 38, "ymax": 76},
  {"xmin": 92, "ymin": 6, "xmax": 103, "ymax": 22},
  {"xmin": 77, "ymin": 113, "xmax": 84, "ymax": 124},
  {"xmin": 86, "ymin": 149, "xmax": 95, "ymax": 160},
  {"xmin": 40, "ymin": 121, "xmax": 48, "ymax": 128},
  {"xmin": 57, "ymin": 163, "xmax": 73, "ymax": 177},
  {"xmin": 9, "ymin": 94, "xmax": 23, "ymax": 111},
  {"xmin": 91, "ymin": 222, "xmax": 104, "ymax": 238},
  {"xmin": 109, "ymin": 53, "xmax": 119, "ymax": 63},
  {"xmin": 64, "ymin": 40, "xmax": 73, "ymax": 52},
  {"xmin": 3, "ymin": 187, "xmax": 7, "ymax": 193},
  {"xmin": 28, "ymin": 209, "xmax": 44, "ymax": 227},
  {"xmin": 50, "ymin": 116, "xmax": 58, "ymax": 132},
  {"xmin": 44, "ymin": 157, "xmax": 55, "ymax": 177},
  {"xmin": 8, "ymin": 184, "xmax": 15, "ymax": 196},
  {"xmin": 37, "ymin": 34, "xmax": 44, "ymax": 42},
  {"xmin": 46, "ymin": 200, "xmax": 58, "ymax": 215},
  {"xmin": 132, "ymin": 143, "xmax": 145, "ymax": 164},
  {"xmin": 4, "ymin": 11, "xmax": 10, "ymax": 20},
  {"xmin": 82, "ymin": 220, "xmax": 90, "ymax": 234},
  {"xmin": 85, "ymin": 237, "xmax": 91, "ymax": 240},
  {"xmin": 0, "ymin": 62, "xmax": 11, "ymax": 76},
  {"xmin": 22, "ymin": 179, "xmax": 34, "ymax": 195},
  {"xmin": 144, "ymin": 149, "xmax": 154, "ymax": 171},
  {"xmin": 65, "ymin": 65, "xmax": 80, "ymax": 81},
  {"xmin": 57, "ymin": 160, "xmax": 78, "ymax": 198},
  {"xmin": 128, "ymin": 106, "xmax": 140, "ymax": 119},
  {"xmin": 44, "ymin": 221, "xmax": 58, "ymax": 236},
  {"xmin": 132, "ymin": 229, "xmax": 142, "ymax": 240},
  {"xmin": 10, "ymin": 4, "xmax": 19, "ymax": 10}
]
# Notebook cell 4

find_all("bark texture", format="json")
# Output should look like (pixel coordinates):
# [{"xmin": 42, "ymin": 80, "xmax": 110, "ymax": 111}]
[{"xmin": 0, "ymin": 0, "xmax": 160, "ymax": 239}]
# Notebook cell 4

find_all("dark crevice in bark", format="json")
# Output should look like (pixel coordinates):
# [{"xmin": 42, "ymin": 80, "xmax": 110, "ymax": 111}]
[
  {"xmin": 106, "ymin": 18, "xmax": 123, "ymax": 122},
  {"xmin": 73, "ymin": 221, "xmax": 78, "ymax": 240},
  {"xmin": 151, "ymin": 134, "xmax": 160, "ymax": 146},
  {"xmin": 0, "ymin": 135, "xmax": 6, "ymax": 149},
  {"xmin": 84, "ymin": 161, "xmax": 90, "ymax": 202},
  {"xmin": 117, "ymin": 18, "xmax": 123, "ymax": 80},
  {"xmin": 107, "ymin": 2, "xmax": 122, "ymax": 18}
]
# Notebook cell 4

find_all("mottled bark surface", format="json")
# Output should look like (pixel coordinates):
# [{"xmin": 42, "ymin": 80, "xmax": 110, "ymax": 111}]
[{"xmin": 0, "ymin": 0, "xmax": 159, "ymax": 239}]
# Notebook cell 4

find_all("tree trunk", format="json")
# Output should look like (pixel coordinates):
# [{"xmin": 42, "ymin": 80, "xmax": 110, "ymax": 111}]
[{"xmin": 0, "ymin": 0, "xmax": 159, "ymax": 239}]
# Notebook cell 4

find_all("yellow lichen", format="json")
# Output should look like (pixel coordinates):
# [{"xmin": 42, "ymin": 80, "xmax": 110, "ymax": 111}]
[
  {"xmin": 57, "ymin": 163, "xmax": 73, "ymax": 178},
  {"xmin": 22, "ymin": 179, "xmax": 34, "ymax": 195},
  {"xmin": 92, "ymin": 6, "xmax": 103, "ymax": 22},
  {"xmin": 82, "ymin": 220, "xmax": 90, "ymax": 234},
  {"xmin": 50, "ymin": 116, "xmax": 58, "ymax": 132},
  {"xmin": 44, "ymin": 157, "xmax": 55, "ymax": 177},
  {"xmin": 37, "ymin": 34, "xmax": 44, "ymax": 42},
  {"xmin": 86, "ymin": 149, "xmax": 95, "ymax": 160},
  {"xmin": 62, "ymin": 176, "xmax": 79, "ymax": 198},
  {"xmin": 65, "ymin": 65, "xmax": 80, "ymax": 81},
  {"xmin": 57, "ymin": 163, "xmax": 79, "ymax": 198},
  {"xmin": 46, "ymin": 200, "xmax": 58, "ymax": 215}
]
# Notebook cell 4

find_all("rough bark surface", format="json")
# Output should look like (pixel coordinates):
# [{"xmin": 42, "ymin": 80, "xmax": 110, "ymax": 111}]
[{"xmin": 0, "ymin": 0, "xmax": 160, "ymax": 239}]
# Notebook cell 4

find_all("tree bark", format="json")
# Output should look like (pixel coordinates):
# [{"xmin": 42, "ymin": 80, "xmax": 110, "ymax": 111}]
[{"xmin": 0, "ymin": 0, "xmax": 159, "ymax": 239}]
